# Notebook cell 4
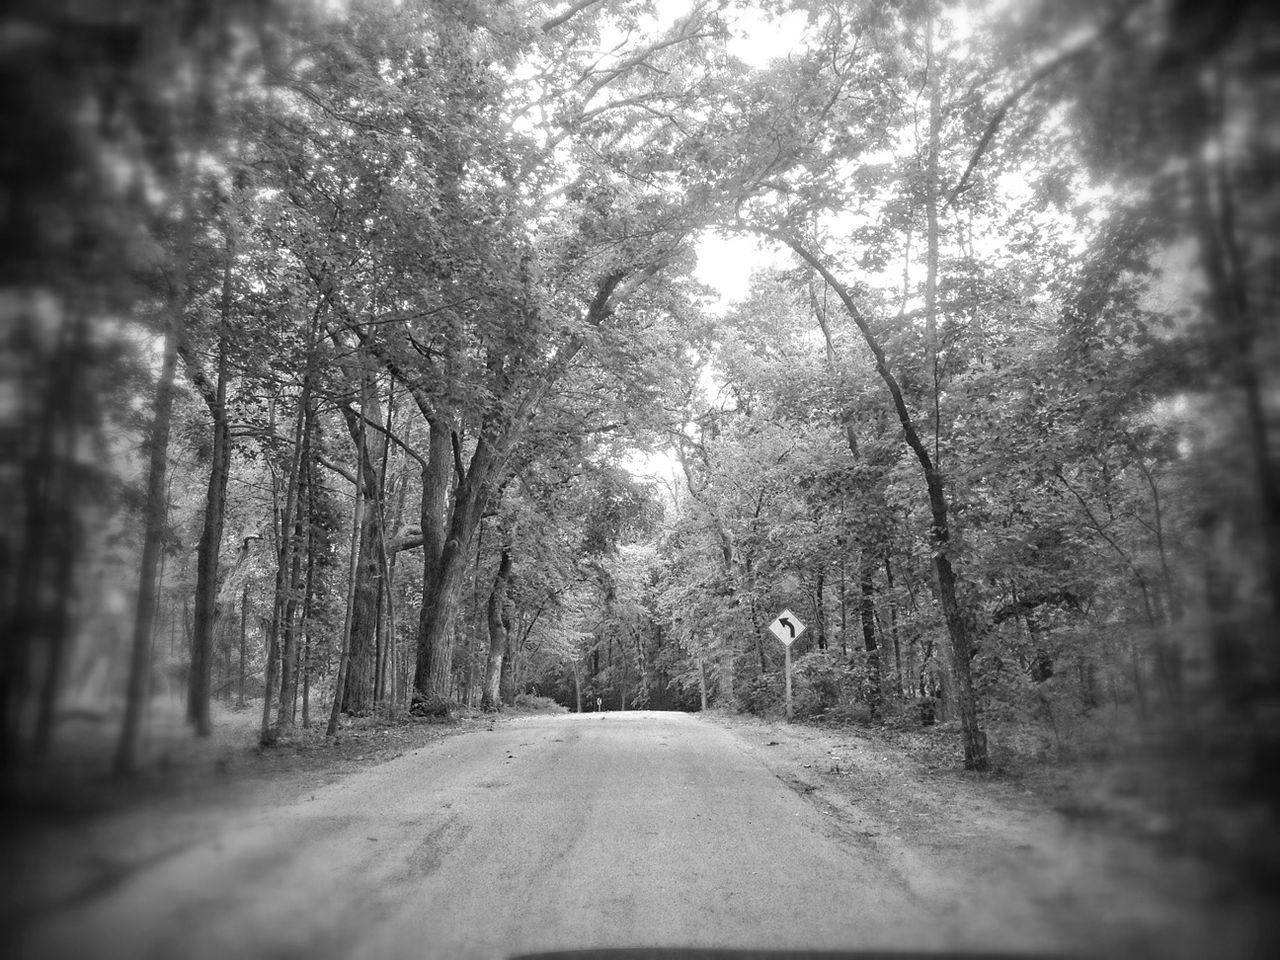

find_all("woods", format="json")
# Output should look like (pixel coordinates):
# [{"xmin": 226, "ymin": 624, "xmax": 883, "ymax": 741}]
[{"xmin": 2, "ymin": 0, "xmax": 1277, "ymax": 797}]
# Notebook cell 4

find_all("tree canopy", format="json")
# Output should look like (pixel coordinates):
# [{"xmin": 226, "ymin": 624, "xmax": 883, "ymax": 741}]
[{"xmin": 3, "ymin": 0, "xmax": 1276, "ymax": 784}]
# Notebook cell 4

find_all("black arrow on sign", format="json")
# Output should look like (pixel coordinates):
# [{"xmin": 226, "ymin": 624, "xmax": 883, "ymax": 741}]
[{"xmin": 778, "ymin": 617, "xmax": 796, "ymax": 639}]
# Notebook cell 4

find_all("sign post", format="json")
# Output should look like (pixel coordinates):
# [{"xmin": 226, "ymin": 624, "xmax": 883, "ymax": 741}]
[
  {"xmin": 768, "ymin": 609, "xmax": 806, "ymax": 722},
  {"xmin": 785, "ymin": 644, "xmax": 791, "ymax": 722}
]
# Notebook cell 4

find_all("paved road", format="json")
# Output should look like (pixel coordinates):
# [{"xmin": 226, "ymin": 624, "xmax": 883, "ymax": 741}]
[{"xmin": 16, "ymin": 712, "xmax": 1043, "ymax": 959}]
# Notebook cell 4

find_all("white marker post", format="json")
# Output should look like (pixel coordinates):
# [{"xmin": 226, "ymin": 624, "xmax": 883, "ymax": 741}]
[{"xmin": 768, "ymin": 609, "xmax": 806, "ymax": 722}]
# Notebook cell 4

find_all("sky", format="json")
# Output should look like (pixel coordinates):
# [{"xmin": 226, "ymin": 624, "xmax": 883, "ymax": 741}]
[
  {"xmin": 613, "ymin": 3, "xmax": 814, "ymax": 479},
  {"xmin": 677, "ymin": 0, "xmax": 810, "ymax": 308}
]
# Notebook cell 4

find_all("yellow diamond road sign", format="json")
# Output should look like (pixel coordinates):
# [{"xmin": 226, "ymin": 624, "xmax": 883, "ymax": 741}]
[{"xmin": 768, "ymin": 609, "xmax": 805, "ymax": 646}]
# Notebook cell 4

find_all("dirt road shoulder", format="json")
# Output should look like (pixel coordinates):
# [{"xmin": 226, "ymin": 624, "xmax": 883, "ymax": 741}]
[
  {"xmin": 704, "ymin": 711, "xmax": 1276, "ymax": 960},
  {"xmin": 1, "ymin": 713, "xmax": 485, "ymax": 928}
]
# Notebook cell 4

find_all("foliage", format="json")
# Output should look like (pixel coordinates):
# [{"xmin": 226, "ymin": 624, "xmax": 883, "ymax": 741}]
[
  {"xmin": 5, "ymin": 0, "xmax": 1273, "ymax": 796},
  {"xmin": 510, "ymin": 693, "xmax": 568, "ymax": 715}
]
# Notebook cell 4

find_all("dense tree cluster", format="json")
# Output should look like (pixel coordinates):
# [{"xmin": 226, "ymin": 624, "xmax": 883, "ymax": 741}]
[{"xmin": 2, "ymin": 0, "xmax": 1276, "ymax": 784}]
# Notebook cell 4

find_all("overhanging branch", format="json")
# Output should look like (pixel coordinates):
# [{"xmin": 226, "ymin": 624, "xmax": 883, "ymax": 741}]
[{"xmin": 943, "ymin": 3, "xmax": 1138, "ymax": 210}]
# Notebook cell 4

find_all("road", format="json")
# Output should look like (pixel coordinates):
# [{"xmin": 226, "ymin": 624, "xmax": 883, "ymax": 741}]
[{"xmin": 8, "ymin": 711, "xmax": 1198, "ymax": 959}]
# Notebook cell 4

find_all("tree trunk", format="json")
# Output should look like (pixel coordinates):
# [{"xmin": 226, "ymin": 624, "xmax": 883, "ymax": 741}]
[
  {"xmin": 340, "ymin": 380, "xmax": 385, "ymax": 715},
  {"xmin": 5, "ymin": 320, "xmax": 61, "ymax": 762},
  {"xmin": 260, "ymin": 382, "xmax": 309, "ymax": 746},
  {"xmin": 415, "ymin": 431, "xmax": 495, "ymax": 701},
  {"xmin": 302, "ymin": 518, "xmax": 316, "ymax": 729},
  {"xmin": 115, "ymin": 197, "xmax": 195, "ymax": 775},
  {"xmin": 924, "ymin": 7, "xmax": 943, "ymax": 469},
  {"xmin": 380, "ymin": 472, "xmax": 406, "ymax": 708},
  {"xmin": 481, "ymin": 549, "xmax": 513, "ymax": 712},
  {"xmin": 810, "ymin": 275, "xmax": 885, "ymax": 719},
  {"xmin": 814, "ymin": 571, "xmax": 827, "ymax": 650},
  {"xmin": 115, "ymin": 310, "xmax": 180, "ymax": 773},
  {"xmin": 31, "ymin": 321, "xmax": 85, "ymax": 758},
  {"xmin": 32, "ymin": 473, "xmax": 78, "ymax": 758},
  {"xmin": 782, "ymin": 235, "xmax": 989, "ymax": 771},
  {"xmin": 276, "ymin": 398, "xmax": 312, "ymax": 732},
  {"xmin": 373, "ymin": 387, "xmax": 395, "ymax": 706},
  {"xmin": 328, "ymin": 423, "xmax": 368, "ymax": 737},
  {"xmin": 885, "ymin": 556, "xmax": 904, "ymax": 697},
  {"xmin": 748, "ymin": 593, "xmax": 766, "ymax": 675},
  {"xmin": 188, "ymin": 223, "xmax": 234, "ymax": 736},
  {"xmin": 859, "ymin": 553, "xmax": 881, "ymax": 718},
  {"xmin": 1184, "ymin": 136, "xmax": 1280, "ymax": 620},
  {"xmin": 190, "ymin": 434, "xmax": 229, "ymax": 721},
  {"xmin": 500, "ymin": 624, "xmax": 516, "ymax": 706},
  {"xmin": 340, "ymin": 490, "xmax": 381, "ymax": 714},
  {"xmin": 839, "ymin": 558, "xmax": 848, "ymax": 657},
  {"xmin": 237, "ymin": 584, "xmax": 248, "ymax": 709}
]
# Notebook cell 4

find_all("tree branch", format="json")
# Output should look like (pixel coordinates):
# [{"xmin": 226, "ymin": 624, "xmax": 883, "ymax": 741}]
[
  {"xmin": 176, "ymin": 339, "xmax": 218, "ymax": 410},
  {"xmin": 387, "ymin": 524, "xmax": 424, "ymax": 554},
  {"xmin": 451, "ymin": 430, "xmax": 466, "ymax": 487},
  {"xmin": 318, "ymin": 455, "xmax": 357, "ymax": 485},
  {"xmin": 943, "ymin": 4, "xmax": 1137, "ymax": 210},
  {"xmin": 541, "ymin": 0, "xmax": 607, "ymax": 34},
  {"xmin": 340, "ymin": 401, "xmax": 427, "ymax": 470},
  {"xmin": 991, "ymin": 590, "xmax": 1082, "ymax": 625}
]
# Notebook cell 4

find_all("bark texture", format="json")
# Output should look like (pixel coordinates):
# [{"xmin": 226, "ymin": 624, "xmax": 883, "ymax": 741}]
[{"xmin": 481, "ymin": 549, "xmax": 513, "ymax": 712}]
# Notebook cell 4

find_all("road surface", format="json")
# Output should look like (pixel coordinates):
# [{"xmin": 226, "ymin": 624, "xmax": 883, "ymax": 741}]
[{"xmin": 8, "ymin": 711, "xmax": 1160, "ymax": 958}]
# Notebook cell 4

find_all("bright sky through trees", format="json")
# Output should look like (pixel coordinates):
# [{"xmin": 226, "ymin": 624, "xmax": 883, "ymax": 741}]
[{"xmin": 681, "ymin": 0, "xmax": 810, "ymax": 306}]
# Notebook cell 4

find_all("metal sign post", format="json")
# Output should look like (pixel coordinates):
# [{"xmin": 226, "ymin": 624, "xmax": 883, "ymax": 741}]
[
  {"xmin": 767, "ymin": 609, "xmax": 806, "ymax": 723},
  {"xmin": 785, "ymin": 643, "xmax": 792, "ymax": 722}
]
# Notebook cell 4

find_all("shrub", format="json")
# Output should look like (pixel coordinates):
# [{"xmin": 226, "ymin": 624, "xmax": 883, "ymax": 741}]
[
  {"xmin": 741, "ymin": 653, "xmax": 866, "ymax": 720},
  {"xmin": 743, "ymin": 672, "xmax": 783, "ymax": 716},
  {"xmin": 791, "ymin": 651, "xmax": 861, "ymax": 719},
  {"xmin": 511, "ymin": 693, "xmax": 568, "ymax": 714}
]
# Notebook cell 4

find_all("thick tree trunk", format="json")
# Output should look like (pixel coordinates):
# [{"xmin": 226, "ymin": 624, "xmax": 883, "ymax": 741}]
[
  {"xmin": 1186, "ymin": 153, "xmax": 1280, "ymax": 619},
  {"xmin": 417, "ymin": 545, "xmax": 469, "ymax": 702},
  {"xmin": 414, "ymin": 421, "xmax": 451, "ymax": 699},
  {"xmin": 481, "ymin": 549, "xmax": 513, "ymax": 712},
  {"xmin": 415, "ymin": 432, "xmax": 495, "ymax": 701},
  {"xmin": 340, "ymin": 379, "xmax": 385, "ymax": 715},
  {"xmin": 933, "ymin": 551, "xmax": 986, "ymax": 766}
]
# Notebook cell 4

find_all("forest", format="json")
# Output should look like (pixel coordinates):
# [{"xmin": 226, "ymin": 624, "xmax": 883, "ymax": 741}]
[{"xmin": 2, "ymin": 0, "xmax": 1277, "ymax": 798}]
